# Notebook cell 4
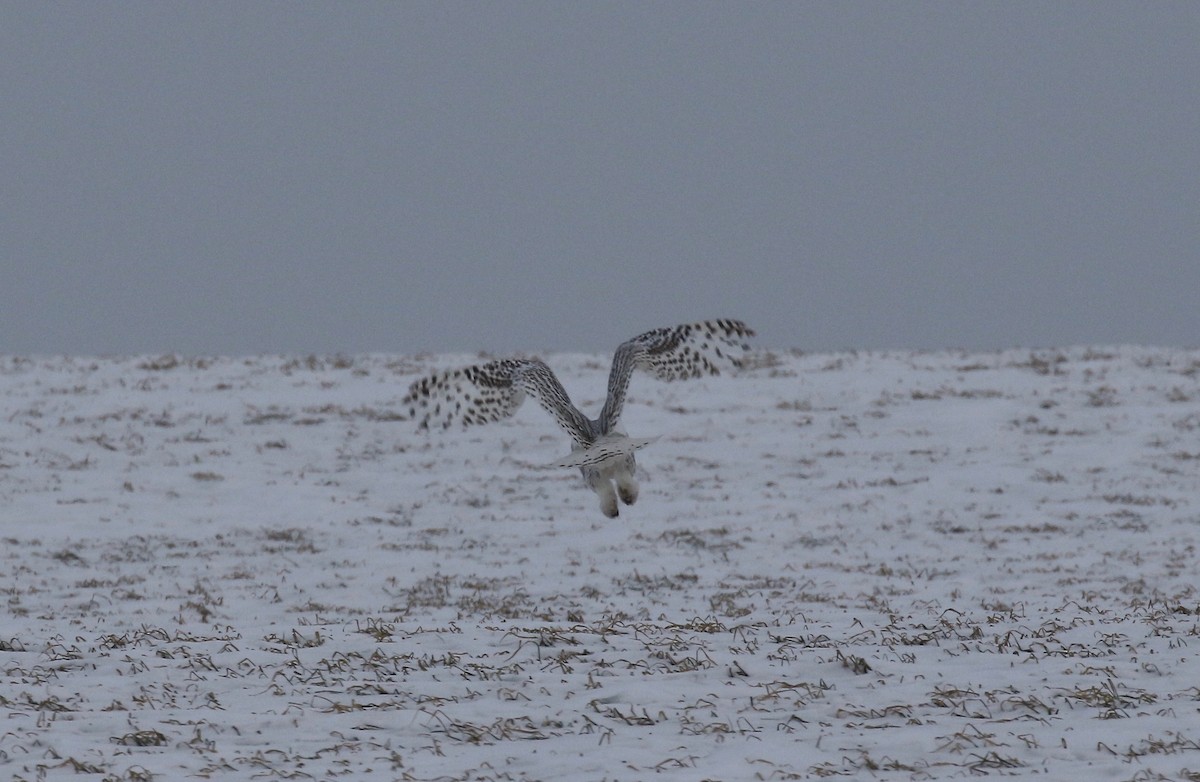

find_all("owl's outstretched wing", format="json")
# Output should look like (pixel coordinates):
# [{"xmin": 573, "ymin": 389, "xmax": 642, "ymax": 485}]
[
  {"xmin": 403, "ymin": 358, "xmax": 592, "ymax": 447},
  {"xmin": 598, "ymin": 319, "xmax": 755, "ymax": 432}
]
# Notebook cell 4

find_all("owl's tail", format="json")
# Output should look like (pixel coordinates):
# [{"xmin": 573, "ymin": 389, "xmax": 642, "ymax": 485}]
[{"xmin": 546, "ymin": 434, "xmax": 660, "ymax": 469}]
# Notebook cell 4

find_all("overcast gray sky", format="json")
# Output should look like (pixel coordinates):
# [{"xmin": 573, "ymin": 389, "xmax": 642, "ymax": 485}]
[{"xmin": 3, "ymin": 3, "xmax": 1197, "ymax": 356}]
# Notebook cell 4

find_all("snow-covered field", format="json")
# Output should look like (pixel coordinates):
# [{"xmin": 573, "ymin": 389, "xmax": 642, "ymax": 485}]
[{"xmin": 2, "ymin": 345, "xmax": 1199, "ymax": 781}]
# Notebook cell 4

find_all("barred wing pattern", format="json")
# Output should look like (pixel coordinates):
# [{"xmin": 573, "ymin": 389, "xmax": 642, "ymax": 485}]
[
  {"xmin": 403, "ymin": 319, "xmax": 753, "ymax": 441},
  {"xmin": 597, "ymin": 319, "xmax": 755, "ymax": 431},
  {"xmin": 403, "ymin": 358, "xmax": 593, "ymax": 447}
]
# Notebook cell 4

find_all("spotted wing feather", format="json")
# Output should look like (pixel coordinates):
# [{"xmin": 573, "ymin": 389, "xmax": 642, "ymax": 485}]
[
  {"xmin": 598, "ymin": 319, "xmax": 755, "ymax": 431},
  {"xmin": 630, "ymin": 319, "xmax": 756, "ymax": 379},
  {"xmin": 403, "ymin": 358, "xmax": 591, "ymax": 446}
]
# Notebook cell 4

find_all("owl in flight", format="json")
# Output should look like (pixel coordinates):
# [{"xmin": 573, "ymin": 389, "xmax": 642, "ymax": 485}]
[{"xmin": 403, "ymin": 319, "xmax": 754, "ymax": 517}]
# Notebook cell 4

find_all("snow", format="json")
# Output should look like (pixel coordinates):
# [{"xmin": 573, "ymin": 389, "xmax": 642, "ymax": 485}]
[{"xmin": 2, "ymin": 346, "xmax": 1199, "ymax": 781}]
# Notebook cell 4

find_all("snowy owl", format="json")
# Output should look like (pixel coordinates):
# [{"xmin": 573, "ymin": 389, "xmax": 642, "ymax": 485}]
[{"xmin": 403, "ymin": 319, "xmax": 755, "ymax": 517}]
